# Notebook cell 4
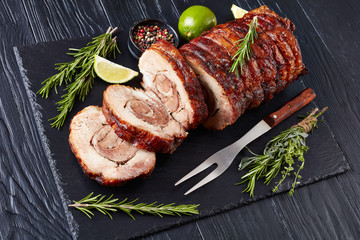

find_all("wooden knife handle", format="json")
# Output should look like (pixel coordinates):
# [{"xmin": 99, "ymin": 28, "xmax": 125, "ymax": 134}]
[{"xmin": 263, "ymin": 88, "xmax": 316, "ymax": 128}]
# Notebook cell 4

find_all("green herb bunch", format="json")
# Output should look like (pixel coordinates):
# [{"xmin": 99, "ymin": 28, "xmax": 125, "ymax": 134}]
[
  {"xmin": 230, "ymin": 16, "xmax": 258, "ymax": 77},
  {"xmin": 37, "ymin": 27, "xmax": 120, "ymax": 129},
  {"xmin": 237, "ymin": 107, "xmax": 327, "ymax": 197},
  {"xmin": 69, "ymin": 193, "xmax": 199, "ymax": 220}
]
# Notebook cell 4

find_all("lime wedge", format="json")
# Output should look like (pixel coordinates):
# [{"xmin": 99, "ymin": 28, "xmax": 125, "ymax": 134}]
[
  {"xmin": 231, "ymin": 4, "xmax": 248, "ymax": 19},
  {"xmin": 94, "ymin": 55, "xmax": 138, "ymax": 84}
]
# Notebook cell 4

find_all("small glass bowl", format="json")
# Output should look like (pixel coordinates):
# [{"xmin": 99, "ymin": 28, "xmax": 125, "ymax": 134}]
[{"xmin": 128, "ymin": 19, "xmax": 179, "ymax": 59}]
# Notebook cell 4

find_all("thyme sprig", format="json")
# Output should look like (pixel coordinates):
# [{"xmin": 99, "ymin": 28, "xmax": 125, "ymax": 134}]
[
  {"xmin": 37, "ymin": 27, "xmax": 120, "ymax": 129},
  {"xmin": 237, "ymin": 107, "xmax": 328, "ymax": 197},
  {"xmin": 69, "ymin": 193, "xmax": 200, "ymax": 220},
  {"xmin": 230, "ymin": 16, "xmax": 258, "ymax": 77}
]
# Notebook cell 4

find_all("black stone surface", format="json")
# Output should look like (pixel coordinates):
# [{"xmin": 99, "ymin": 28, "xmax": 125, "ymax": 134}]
[{"xmin": 16, "ymin": 33, "xmax": 349, "ymax": 239}]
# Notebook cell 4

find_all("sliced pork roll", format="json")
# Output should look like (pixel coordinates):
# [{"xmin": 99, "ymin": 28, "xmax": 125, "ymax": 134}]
[
  {"xmin": 103, "ymin": 85, "xmax": 187, "ymax": 154},
  {"xmin": 69, "ymin": 106, "xmax": 156, "ymax": 187},
  {"xmin": 139, "ymin": 40, "xmax": 208, "ymax": 129},
  {"xmin": 179, "ymin": 5, "xmax": 307, "ymax": 130}
]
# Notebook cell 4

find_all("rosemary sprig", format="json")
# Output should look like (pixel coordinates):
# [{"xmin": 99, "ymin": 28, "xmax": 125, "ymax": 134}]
[
  {"xmin": 230, "ymin": 16, "xmax": 258, "ymax": 77},
  {"xmin": 237, "ymin": 107, "xmax": 328, "ymax": 197},
  {"xmin": 37, "ymin": 27, "xmax": 120, "ymax": 129},
  {"xmin": 69, "ymin": 193, "xmax": 200, "ymax": 220}
]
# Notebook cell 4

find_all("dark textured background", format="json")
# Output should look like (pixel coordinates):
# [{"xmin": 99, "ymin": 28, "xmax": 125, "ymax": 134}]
[{"xmin": 1, "ymin": 0, "xmax": 360, "ymax": 239}]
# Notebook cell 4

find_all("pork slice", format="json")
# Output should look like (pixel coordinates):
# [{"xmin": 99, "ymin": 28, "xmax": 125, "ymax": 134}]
[
  {"xmin": 103, "ymin": 85, "xmax": 187, "ymax": 154},
  {"xmin": 69, "ymin": 106, "xmax": 156, "ymax": 187},
  {"xmin": 189, "ymin": 36, "xmax": 250, "ymax": 114},
  {"xmin": 139, "ymin": 40, "xmax": 208, "ymax": 130},
  {"xmin": 179, "ymin": 44, "xmax": 239, "ymax": 130},
  {"xmin": 198, "ymin": 21, "xmax": 270, "ymax": 111}
]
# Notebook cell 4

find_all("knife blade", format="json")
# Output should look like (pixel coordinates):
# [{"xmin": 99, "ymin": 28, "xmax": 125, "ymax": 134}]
[{"xmin": 175, "ymin": 88, "xmax": 316, "ymax": 195}]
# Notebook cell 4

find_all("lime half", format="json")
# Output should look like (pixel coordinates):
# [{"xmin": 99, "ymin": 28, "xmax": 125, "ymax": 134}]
[
  {"xmin": 231, "ymin": 4, "xmax": 248, "ymax": 19},
  {"xmin": 94, "ymin": 55, "xmax": 138, "ymax": 84}
]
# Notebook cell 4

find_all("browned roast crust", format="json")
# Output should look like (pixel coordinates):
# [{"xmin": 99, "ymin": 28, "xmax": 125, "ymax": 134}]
[
  {"xmin": 221, "ymin": 16, "xmax": 297, "ymax": 106},
  {"xmin": 188, "ymin": 21, "xmax": 270, "ymax": 110},
  {"xmin": 102, "ymin": 86, "xmax": 187, "ymax": 154},
  {"xmin": 188, "ymin": 36, "xmax": 251, "ymax": 114},
  {"xmin": 242, "ymin": 5, "xmax": 294, "ymax": 31},
  {"xmin": 223, "ymin": 21, "xmax": 265, "ymax": 108},
  {"xmin": 147, "ymin": 40, "xmax": 208, "ymax": 129},
  {"xmin": 180, "ymin": 43, "xmax": 241, "ymax": 122},
  {"xmin": 69, "ymin": 106, "xmax": 156, "ymax": 187},
  {"xmin": 199, "ymin": 9, "xmax": 296, "ymax": 104},
  {"xmin": 180, "ymin": 5, "xmax": 307, "ymax": 130},
  {"xmin": 200, "ymin": 26, "xmax": 254, "ymax": 112},
  {"xmin": 251, "ymin": 34, "xmax": 278, "ymax": 102}
]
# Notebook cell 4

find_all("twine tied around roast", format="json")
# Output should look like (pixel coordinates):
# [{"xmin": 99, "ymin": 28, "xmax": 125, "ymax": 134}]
[{"xmin": 293, "ymin": 107, "xmax": 328, "ymax": 133}]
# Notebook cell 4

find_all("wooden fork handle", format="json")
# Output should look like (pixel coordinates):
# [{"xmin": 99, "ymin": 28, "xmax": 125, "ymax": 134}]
[{"xmin": 263, "ymin": 88, "xmax": 316, "ymax": 128}]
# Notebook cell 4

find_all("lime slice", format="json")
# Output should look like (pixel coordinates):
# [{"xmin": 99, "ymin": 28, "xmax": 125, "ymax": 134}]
[
  {"xmin": 94, "ymin": 55, "xmax": 138, "ymax": 84},
  {"xmin": 231, "ymin": 4, "xmax": 248, "ymax": 19}
]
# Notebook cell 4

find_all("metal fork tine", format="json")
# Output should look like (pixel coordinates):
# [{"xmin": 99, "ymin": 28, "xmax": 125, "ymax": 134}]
[
  {"xmin": 174, "ymin": 157, "xmax": 216, "ymax": 186},
  {"xmin": 184, "ymin": 163, "xmax": 228, "ymax": 195}
]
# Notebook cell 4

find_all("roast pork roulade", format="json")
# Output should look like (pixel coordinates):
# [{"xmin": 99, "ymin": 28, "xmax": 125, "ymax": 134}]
[
  {"xmin": 179, "ymin": 5, "xmax": 307, "ymax": 130},
  {"xmin": 69, "ymin": 106, "xmax": 156, "ymax": 187},
  {"xmin": 139, "ymin": 40, "xmax": 208, "ymax": 130},
  {"xmin": 103, "ymin": 85, "xmax": 187, "ymax": 154}
]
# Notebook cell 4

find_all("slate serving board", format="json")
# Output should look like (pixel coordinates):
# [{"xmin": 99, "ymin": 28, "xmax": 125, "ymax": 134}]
[{"xmin": 15, "ymin": 30, "xmax": 350, "ymax": 239}]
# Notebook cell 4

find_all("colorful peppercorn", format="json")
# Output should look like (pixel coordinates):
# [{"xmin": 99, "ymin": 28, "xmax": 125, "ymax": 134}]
[{"xmin": 133, "ymin": 24, "xmax": 175, "ymax": 51}]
